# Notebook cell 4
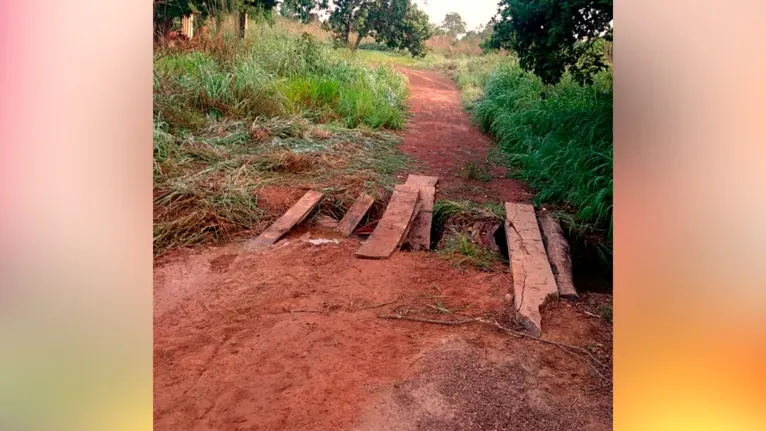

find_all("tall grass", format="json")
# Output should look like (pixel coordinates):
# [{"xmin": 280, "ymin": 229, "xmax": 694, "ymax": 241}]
[
  {"xmin": 154, "ymin": 21, "xmax": 408, "ymax": 133},
  {"xmin": 451, "ymin": 56, "xmax": 613, "ymax": 262},
  {"xmin": 153, "ymin": 18, "xmax": 411, "ymax": 256}
]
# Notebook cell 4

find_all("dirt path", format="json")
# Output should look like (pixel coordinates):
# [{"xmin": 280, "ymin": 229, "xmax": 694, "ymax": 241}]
[
  {"xmin": 153, "ymin": 68, "xmax": 613, "ymax": 431},
  {"xmin": 395, "ymin": 67, "xmax": 532, "ymax": 204}
]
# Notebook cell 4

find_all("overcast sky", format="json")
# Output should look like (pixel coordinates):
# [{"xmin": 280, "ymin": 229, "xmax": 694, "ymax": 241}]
[{"xmin": 414, "ymin": 0, "xmax": 500, "ymax": 31}]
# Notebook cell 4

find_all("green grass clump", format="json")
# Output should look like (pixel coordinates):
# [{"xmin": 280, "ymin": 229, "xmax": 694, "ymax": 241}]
[
  {"xmin": 154, "ymin": 24, "xmax": 408, "ymax": 134},
  {"xmin": 355, "ymin": 49, "xmax": 446, "ymax": 69},
  {"xmin": 461, "ymin": 161, "xmax": 492, "ymax": 182},
  {"xmin": 439, "ymin": 228, "xmax": 499, "ymax": 271},
  {"xmin": 450, "ymin": 56, "xmax": 613, "ymax": 263}
]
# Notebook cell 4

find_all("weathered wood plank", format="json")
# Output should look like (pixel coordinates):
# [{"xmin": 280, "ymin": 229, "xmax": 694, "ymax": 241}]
[
  {"xmin": 405, "ymin": 174, "xmax": 439, "ymax": 187},
  {"xmin": 504, "ymin": 202, "xmax": 559, "ymax": 337},
  {"xmin": 356, "ymin": 185, "xmax": 420, "ymax": 259},
  {"xmin": 336, "ymin": 193, "xmax": 375, "ymax": 236},
  {"xmin": 404, "ymin": 185, "xmax": 436, "ymax": 251},
  {"xmin": 399, "ymin": 199, "xmax": 423, "ymax": 248},
  {"xmin": 246, "ymin": 191, "xmax": 323, "ymax": 250},
  {"xmin": 538, "ymin": 211, "xmax": 579, "ymax": 299}
]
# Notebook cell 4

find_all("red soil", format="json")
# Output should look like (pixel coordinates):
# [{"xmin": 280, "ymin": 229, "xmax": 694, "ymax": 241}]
[{"xmin": 153, "ymin": 68, "xmax": 612, "ymax": 431}]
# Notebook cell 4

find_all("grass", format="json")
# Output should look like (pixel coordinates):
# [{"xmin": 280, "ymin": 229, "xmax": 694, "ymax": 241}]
[
  {"xmin": 597, "ymin": 304, "xmax": 613, "ymax": 324},
  {"xmin": 154, "ymin": 19, "xmax": 409, "ymax": 133},
  {"xmin": 439, "ymin": 228, "xmax": 499, "ymax": 271},
  {"xmin": 154, "ymin": 117, "xmax": 409, "ymax": 256},
  {"xmin": 432, "ymin": 200, "xmax": 505, "ymax": 228},
  {"xmin": 355, "ymin": 49, "xmax": 445, "ymax": 69},
  {"xmin": 153, "ymin": 17, "xmax": 413, "ymax": 256},
  {"xmin": 461, "ymin": 161, "xmax": 492, "ymax": 182},
  {"xmin": 448, "ymin": 54, "xmax": 613, "ymax": 265}
]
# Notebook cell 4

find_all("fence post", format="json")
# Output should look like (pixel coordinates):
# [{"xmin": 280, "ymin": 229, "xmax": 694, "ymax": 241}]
[
  {"xmin": 239, "ymin": 12, "xmax": 248, "ymax": 39},
  {"xmin": 181, "ymin": 14, "xmax": 194, "ymax": 39}
]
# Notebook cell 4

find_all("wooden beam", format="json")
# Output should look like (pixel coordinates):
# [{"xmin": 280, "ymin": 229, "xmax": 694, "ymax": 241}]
[
  {"xmin": 336, "ymin": 193, "xmax": 375, "ymax": 236},
  {"xmin": 356, "ymin": 185, "xmax": 420, "ymax": 259},
  {"xmin": 246, "ymin": 191, "xmax": 323, "ymax": 251},
  {"xmin": 405, "ymin": 174, "xmax": 438, "ymax": 187},
  {"xmin": 504, "ymin": 202, "xmax": 559, "ymax": 337}
]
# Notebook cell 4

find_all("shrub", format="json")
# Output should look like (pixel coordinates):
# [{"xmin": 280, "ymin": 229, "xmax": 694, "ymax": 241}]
[{"xmin": 460, "ymin": 57, "xmax": 613, "ymax": 261}]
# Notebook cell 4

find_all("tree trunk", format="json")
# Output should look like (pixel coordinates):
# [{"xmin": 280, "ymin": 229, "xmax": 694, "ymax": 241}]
[
  {"xmin": 344, "ymin": 18, "xmax": 351, "ymax": 45},
  {"xmin": 239, "ymin": 12, "xmax": 248, "ymax": 39},
  {"xmin": 352, "ymin": 32, "xmax": 364, "ymax": 52}
]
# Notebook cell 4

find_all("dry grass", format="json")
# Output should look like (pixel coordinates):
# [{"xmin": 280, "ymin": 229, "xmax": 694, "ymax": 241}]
[{"xmin": 154, "ymin": 117, "xmax": 409, "ymax": 256}]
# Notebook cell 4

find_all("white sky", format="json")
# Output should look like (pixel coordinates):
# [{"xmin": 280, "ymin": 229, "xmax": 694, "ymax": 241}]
[{"xmin": 414, "ymin": 0, "xmax": 500, "ymax": 31}]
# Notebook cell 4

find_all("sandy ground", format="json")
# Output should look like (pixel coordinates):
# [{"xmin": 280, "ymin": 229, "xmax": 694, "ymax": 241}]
[{"xmin": 153, "ymin": 68, "xmax": 613, "ymax": 430}]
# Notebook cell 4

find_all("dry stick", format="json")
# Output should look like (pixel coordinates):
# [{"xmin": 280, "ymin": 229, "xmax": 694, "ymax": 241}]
[
  {"xmin": 378, "ymin": 313, "xmax": 612, "ymax": 384},
  {"xmin": 356, "ymin": 298, "xmax": 400, "ymax": 310},
  {"xmin": 378, "ymin": 314, "xmax": 478, "ymax": 326},
  {"xmin": 488, "ymin": 319, "xmax": 612, "ymax": 384}
]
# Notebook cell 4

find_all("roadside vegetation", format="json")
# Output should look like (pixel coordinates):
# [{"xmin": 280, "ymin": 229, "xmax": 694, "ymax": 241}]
[
  {"xmin": 440, "ymin": 1, "xmax": 614, "ymax": 264},
  {"xmin": 153, "ymin": 16, "xmax": 410, "ymax": 256}
]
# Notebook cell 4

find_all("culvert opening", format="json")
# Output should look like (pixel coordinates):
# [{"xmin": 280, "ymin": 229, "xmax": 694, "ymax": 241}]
[
  {"xmin": 562, "ymin": 229, "xmax": 613, "ymax": 294},
  {"xmin": 487, "ymin": 216, "xmax": 612, "ymax": 294}
]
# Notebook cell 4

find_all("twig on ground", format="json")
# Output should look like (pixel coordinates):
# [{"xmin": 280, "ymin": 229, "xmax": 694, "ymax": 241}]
[
  {"xmin": 583, "ymin": 310, "xmax": 601, "ymax": 318},
  {"xmin": 280, "ymin": 306, "xmax": 326, "ymax": 314},
  {"xmin": 488, "ymin": 319, "xmax": 612, "ymax": 383},
  {"xmin": 377, "ymin": 312, "xmax": 612, "ymax": 384},
  {"xmin": 356, "ymin": 298, "xmax": 399, "ymax": 310},
  {"xmin": 378, "ymin": 314, "xmax": 478, "ymax": 326}
]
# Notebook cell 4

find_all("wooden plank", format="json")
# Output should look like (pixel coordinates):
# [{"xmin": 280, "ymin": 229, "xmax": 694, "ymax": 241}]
[
  {"xmin": 504, "ymin": 202, "xmax": 559, "ymax": 337},
  {"xmin": 356, "ymin": 185, "xmax": 420, "ymax": 259},
  {"xmin": 336, "ymin": 193, "xmax": 375, "ymax": 236},
  {"xmin": 538, "ymin": 212, "xmax": 579, "ymax": 299},
  {"xmin": 404, "ymin": 185, "xmax": 436, "ymax": 251},
  {"xmin": 246, "ymin": 191, "xmax": 323, "ymax": 250},
  {"xmin": 399, "ymin": 200, "xmax": 423, "ymax": 248},
  {"xmin": 405, "ymin": 174, "xmax": 439, "ymax": 187}
]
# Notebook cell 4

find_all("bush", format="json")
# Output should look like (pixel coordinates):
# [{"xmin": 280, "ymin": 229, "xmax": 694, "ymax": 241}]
[{"xmin": 457, "ymin": 57, "xmax": 613, "ymax": 261}]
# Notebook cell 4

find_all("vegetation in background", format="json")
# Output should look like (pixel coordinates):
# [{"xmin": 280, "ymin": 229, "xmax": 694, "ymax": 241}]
[
  {"xmin": 440, "ymin": 12, "xmax": 467, "ymax": 39},
  {"xmin": 153, "ymin": 18, "xmax": 410, "ymax": 255},
  {"xmin": 484, "ymin": 0, "xmax": 613, "ymax": 85},
  {"xmin": 451, "ymin": 55, "xmax": 613, "ymax": 261},
  {"xmin": 280, "ymin": 0, "xmax": 320, "ymax": 23},
  {"xmin": 323, "ymin": 0, "xmax": 432, "ymax": 56},
  {"xmin": 153, "ymin": 0, "xmax": 278, "ymax": 40}
]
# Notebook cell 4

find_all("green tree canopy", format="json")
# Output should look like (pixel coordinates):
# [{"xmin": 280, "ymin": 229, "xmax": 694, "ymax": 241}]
[
  {"xmin": 484, "ymin": 0, "xmax": 613, "ymax": 85},
  {"xmin": 280, "ymin": 0, "xmax": 320, "ymax": 23},
  {"xmin": 440, "ymin": 12, "xmax": 467, "ymax": 39}
]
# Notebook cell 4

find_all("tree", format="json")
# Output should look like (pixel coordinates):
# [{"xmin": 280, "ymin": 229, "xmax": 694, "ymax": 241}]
[
  {"xmin": 280, "ymin": 0, "xmax": 319, "ymax": 23},
  {"xmin": 371, "ymin": 0, "xmax": 432, "ymax": 57},
  {"xmin": 322, "ymin": 0, "xmax": 431, "ymax": 57},
  {"xmin": 485, "ymin": 0, "xmax": 613, "ymax": 85},
  {"xmin": 324, "ymin": 0, "xmax": 375, "ymax": 47},
  {"xmin": 440, "ymin": 12, "xmax": 466, "ymax": 39}
]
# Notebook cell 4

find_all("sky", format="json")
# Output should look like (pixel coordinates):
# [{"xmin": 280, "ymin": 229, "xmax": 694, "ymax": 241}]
[{"xmin": 413, "ymin": 0, "xmax": 501, "ymax": 31}]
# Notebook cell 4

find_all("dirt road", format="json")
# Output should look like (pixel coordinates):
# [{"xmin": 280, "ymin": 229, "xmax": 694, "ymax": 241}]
[{"xmin": 153, "ymin": 68, "xmax": 613, "ymax": 430}]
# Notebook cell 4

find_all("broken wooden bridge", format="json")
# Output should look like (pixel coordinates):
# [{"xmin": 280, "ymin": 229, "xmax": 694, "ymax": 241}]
[{"xmin": 246, "ymin": 174, "xmax": 578, "ymax": 337}]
